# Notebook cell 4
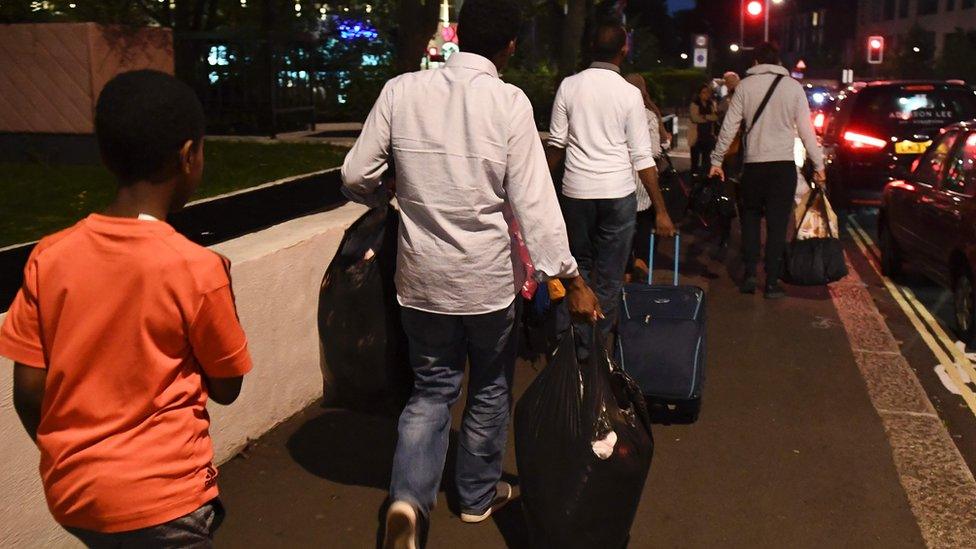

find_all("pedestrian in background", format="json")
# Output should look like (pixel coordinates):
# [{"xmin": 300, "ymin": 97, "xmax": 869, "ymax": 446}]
[
  {"xmin": 0, "ymin": 70, "xmax": 253, "ymax": 546},
  {"xmin": 547, "ymin": 22, "xmax": 676, "ymax": 344},
  {"xmin": 717, "ymin": 70, "xmax": 743, "ymax": 249},
  {"xmin": 341, "ymin": 1, "xmax": 602, "ymax": 547},
  {"xmin": 709, "ymin": 42, "xmax": 825, "ymax": 299},
  {"xmin": 718, "ymin": 71, "xmax": 741, "ymax": 119},
  {"xmin": 623, "ymin": 72, "xmax": 665, "ymax": 280},
  {"xmin": 688, "ymin": 83, "xmax": 719, "ymax": 176}
]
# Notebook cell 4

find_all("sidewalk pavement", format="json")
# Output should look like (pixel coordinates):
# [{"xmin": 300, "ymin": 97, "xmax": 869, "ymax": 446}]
[{"xmin": 214, "ymin": 222, "xmax": 926, "ymax": 548}]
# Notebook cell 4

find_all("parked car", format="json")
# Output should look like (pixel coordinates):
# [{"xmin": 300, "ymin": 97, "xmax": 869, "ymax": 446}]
[
  {"xmin": 824, "ymin": 81, "xmax": 976, "ymax": 208},
  {"xmin": 879, "ymin": 120, "xmax": 976, "ymax": 342}
]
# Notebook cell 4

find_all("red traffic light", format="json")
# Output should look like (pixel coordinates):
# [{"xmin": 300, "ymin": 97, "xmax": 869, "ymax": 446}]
[
  {"xmin": 867, "ymin": 35, "xmax": 884, "ymax": 64},
  {"xmin": 746, "ymin": 1, "xmax": 763, "ymax": 16}
]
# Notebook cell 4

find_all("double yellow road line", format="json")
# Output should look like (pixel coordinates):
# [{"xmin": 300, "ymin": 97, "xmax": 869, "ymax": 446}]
[{"xmin": 847, "ymin": 216, "xmax": 976, "ymax": 419}]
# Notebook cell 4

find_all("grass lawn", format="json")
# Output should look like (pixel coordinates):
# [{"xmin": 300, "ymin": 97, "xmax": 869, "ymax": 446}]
[{"xmin": 0, "ymin": 140, "xmax": 348, "ymax": 248}]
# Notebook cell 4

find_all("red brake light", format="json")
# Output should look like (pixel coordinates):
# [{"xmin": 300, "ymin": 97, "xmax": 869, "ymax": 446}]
[
  {"xmin": 813, "ymin": 112, "xmax": 825, "ymax": 130},
  {"xmin": 844, "ymin": 131, "xmax": 887, "ymax": 149},
  {"xmin": 903, "ymin": 85, "xmax": 935, "ymax": 91},
  {"xmin": 967, "ymin": 133, "xmax": 976, "ymax": 147}
]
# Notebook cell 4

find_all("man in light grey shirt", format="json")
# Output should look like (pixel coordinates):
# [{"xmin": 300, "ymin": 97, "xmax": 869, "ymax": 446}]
[
  {"xmin": 341, "ymin": 1, "xmax": 600, "ymax": 547},
  {"xmin": 709, "ymin": 42, "xmax": 825, "ymax": 298},
  {"xmin": 547, "ymin": 22, "xmax": 676, "ymax": 339}
]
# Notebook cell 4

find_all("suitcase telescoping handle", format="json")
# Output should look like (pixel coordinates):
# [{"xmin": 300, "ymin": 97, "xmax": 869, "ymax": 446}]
[{"xmin": 647, "ymin": 231, "xmax": 680, "ymax": 286}]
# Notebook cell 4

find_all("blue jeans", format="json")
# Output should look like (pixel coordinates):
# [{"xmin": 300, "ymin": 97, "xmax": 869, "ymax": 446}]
[
  {"xmin": 65, "ymin": 499, "xmax": 224, "ymax": 548},
  {"xmin": 390, "ymin": 301, "xmax": 518, "ymax": 518},
  {"xmin": 560, "ymin": 193, "xmax": 637, "ymax": 338}
]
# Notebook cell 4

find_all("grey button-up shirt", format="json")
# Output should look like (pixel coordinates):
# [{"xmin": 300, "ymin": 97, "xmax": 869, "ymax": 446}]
[{"xmin": 341, "ymin": 52, "xmax": 579, "ymax": 315}]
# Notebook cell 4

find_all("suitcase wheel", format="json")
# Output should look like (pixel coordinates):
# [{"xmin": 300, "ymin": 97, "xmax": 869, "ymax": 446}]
[{"xmin": 647, "ymin": 396, "xmax": 702, "ymax": 425}]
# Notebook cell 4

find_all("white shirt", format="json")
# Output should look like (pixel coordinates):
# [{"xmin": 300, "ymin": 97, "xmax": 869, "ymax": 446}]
[
  {"xmin": 341, "ymin": 52, "xmax": 579, "ymax": 315},
  {"xmin": 635, "ymin": 109, "xmax": 662, "ymax": 212},
  {"xmin": 548, "ymin": 63, "xmax": 657, "ymax": 200}
]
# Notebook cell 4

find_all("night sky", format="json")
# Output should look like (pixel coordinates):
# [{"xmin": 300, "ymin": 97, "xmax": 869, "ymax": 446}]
[{"xmin": 667, "ymin": 0, "xmax": 696, "ymax": 13}]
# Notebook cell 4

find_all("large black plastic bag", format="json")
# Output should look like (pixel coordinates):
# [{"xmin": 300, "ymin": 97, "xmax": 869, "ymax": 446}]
[
  {"xmin": 515, "ymin": 330, "xmax": 654, "ymax": 548},
  {"xmin": 318, "ymin": 205, "xmax": 412, "ymax": 415}
]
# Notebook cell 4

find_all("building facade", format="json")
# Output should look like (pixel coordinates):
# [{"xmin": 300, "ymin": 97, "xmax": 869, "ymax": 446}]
[
  {"xmin": 857, "ymin": 0, "xmax": 976, "ymax": 59},
  {"xmin": 775, "ymin": 0, "xmax": 858, "ymax": 78}
]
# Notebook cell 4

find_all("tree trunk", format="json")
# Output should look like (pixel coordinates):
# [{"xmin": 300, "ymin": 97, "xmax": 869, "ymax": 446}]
[
  {"xmin": 559, "ymin": 0, "xmax": 586, "ymax": 77},
  {"xmin": 393, "ymin": 0, "xmax": 440, "ymax": 75}
]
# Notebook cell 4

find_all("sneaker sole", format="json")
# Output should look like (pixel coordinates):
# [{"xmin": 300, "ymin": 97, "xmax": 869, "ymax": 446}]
[
  {"xmin": 384, "ymin": 504, "xmax": 417, "ymax": 549},
  {"xmin": 460, "ymin": 484, "xmax": 513, "ymax": 524}
]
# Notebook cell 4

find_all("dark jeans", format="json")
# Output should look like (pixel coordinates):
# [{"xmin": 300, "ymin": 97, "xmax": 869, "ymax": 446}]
[
  {"xmin": 561, "ymin": 193, "xmax": 637, "ymax": 338},
  {"xmin": 691, "ymin": 140, "xmax": 715, "ymax": 174},
  {"xmin": 65, "ymin": 499, "xmax": 225, "ymax": 549},
  {"xmin": 740, "ymin": 161, "xmax": 796, "ymax": 283},
  {"xmin": 632, "ymin": 208, "xmax": 656, "ymax": 266},
  {"xmin": 390, "ymin": 301, "xmax": 519, "ymax": 519}
]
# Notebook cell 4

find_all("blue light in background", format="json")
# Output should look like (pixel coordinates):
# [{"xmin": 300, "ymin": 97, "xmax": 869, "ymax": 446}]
[{"xmin": 335, "ymin": 17, "xmax": 378, "ymax": 41}]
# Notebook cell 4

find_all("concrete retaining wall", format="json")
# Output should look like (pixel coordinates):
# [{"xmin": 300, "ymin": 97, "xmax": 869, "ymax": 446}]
[{"xmin": 0, "ymin": 203, "xmax": 367, "ymax": 547}]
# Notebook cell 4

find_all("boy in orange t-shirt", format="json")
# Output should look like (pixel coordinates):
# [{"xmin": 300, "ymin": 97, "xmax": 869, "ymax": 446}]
[{"xmin": 0, "ymin": 70, "xmax": 253, "ymax": 546}]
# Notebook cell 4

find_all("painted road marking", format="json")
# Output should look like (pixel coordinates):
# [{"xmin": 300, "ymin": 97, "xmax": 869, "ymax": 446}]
[
  {"xmin": 847, "ymin": 216, "xmax": 976, "ymax": 419},
  {"xmin": 848, "ymin": 217, "xmax": 976, "ymax": 392},
  {"xmin": 830, "ymin": 237, "xmax": 976, "ymax": 546}
]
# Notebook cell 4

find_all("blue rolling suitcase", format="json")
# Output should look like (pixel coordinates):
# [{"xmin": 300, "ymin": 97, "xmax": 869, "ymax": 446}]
[{"xmin": 616, "ymin": 233, "xmax": 705, "ymax": 423}]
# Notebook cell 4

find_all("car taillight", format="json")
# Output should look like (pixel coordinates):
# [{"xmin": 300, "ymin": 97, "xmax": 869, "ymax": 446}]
[
  {"xmin": 813, "ymin": 112, "xmax": 826, "ymax": 132},
  {"xmin": 843, "ymin": 130, "xmax": 887, "ymax": 150}
]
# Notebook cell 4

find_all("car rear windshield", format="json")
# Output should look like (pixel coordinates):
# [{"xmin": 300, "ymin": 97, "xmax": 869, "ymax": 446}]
[{"xmin": 852, "ymin": 86, "xmax": 976, "ymax": 134}]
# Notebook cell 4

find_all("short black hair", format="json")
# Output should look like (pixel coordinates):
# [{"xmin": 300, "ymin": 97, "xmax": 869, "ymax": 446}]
[
  {"xmin": 458, "ymin": 0, "xmax": 522, "ymax": 59},
  {"xmin": 591, "ymin": 23, "xmax": 628, "ymax": 62},
  {"xmin": 754, "ymin": 42, "xmax": 782, "ymax": 66},
  {"xmin": 95, "ymin": 70, "xmax": 205, "ymax": 185}
]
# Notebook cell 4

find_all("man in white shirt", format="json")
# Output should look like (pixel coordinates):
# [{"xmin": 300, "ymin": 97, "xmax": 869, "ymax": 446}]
[
  {"xmin": 341, "ymin": 1, "xmax": 601, "ymax": 547},
  {"xmin": 547, "ymin": 23, "xmax": 676, "ymax": 339}
]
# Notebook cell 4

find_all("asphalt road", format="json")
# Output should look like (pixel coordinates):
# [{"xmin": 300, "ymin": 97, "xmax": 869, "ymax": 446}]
[{"xmin": 212, "ymin": 155, "xmax": 970, "ymax": 548}]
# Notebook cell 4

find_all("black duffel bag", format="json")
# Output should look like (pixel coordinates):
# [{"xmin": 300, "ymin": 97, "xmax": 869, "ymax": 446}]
[
  {"xmin": 515, "ymin": 329, "xmax": 653, "ymax": 549},
  {"xmin": 657, "ymin": 151, "xmax": 691, "ymax": 221},
  {"xmin": 785, "ymin": 187, "xmax": 848, "ymax": 286},
  {"xmin": 689, "ymin": 175, "xmax": 736, "ymax": 222}
]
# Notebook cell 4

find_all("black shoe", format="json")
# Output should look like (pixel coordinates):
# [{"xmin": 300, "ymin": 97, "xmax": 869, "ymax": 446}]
[
  {"xmin": 764, "ymin": 283, "xmax": 786, "ymax": 299},
  {"xmin": 741, "ymin": 276, "xmax": 757, "ymax": 294}
]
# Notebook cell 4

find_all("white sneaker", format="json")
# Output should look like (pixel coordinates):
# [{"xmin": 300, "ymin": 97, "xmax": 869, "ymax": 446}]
[
  {"xmin": 460, "ymin": 482, "xmax": 513, "ymax": 524},
  {"xmin": 384, "ymin": 501, "xmax": 418, "ymax": 549}
]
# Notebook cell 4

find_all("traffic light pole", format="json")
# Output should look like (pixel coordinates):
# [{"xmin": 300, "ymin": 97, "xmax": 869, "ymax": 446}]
[
  {"xmin": 741, "ymin": 0, "xmax": 771, "ymax": 47},
  {"xmin": 739, "ymin": 0, "xmax": 744, "ymax": 47},
  {"xmin": 764, "ymin": 0, "xmax": 770, "ymax": 42}
]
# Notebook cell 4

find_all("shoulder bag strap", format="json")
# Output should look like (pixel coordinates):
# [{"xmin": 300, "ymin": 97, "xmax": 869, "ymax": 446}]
[
  {"xmin": 747, "ymin": 74, "xmax": 785, "ymax": 135},
  {"xmin": 739, "ymin": 74, "xmax": 785, "ymax": 164}
]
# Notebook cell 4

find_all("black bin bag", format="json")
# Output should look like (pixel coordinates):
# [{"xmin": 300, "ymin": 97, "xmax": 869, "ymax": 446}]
[
  {"xmin": 318, "ymin": 205, "xmax": 412, "ymax": 415},
  {"xmin": 515, "ymin": 329, "xmax": 654, "ymax": 548}
]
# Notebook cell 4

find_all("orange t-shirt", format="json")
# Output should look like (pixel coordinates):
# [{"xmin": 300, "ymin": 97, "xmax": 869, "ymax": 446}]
[{"xmin": 0, "ymin": 214, "xmax": 253, "ymax": 533}]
